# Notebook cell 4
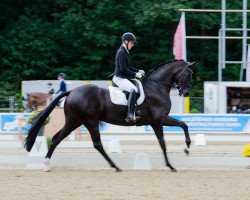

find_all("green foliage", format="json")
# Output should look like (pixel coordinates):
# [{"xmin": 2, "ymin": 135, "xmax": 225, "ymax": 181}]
[
  {"xmin": 27, "ymin": 111, "xmax": 50, "ymax": 125},
  {"xmin": 47, "ymin": 136, "xmax": 52, "ymax": 149},
  {"xmin": 0, "ymin": 0, "xmax": 248, "ymax": 97}
]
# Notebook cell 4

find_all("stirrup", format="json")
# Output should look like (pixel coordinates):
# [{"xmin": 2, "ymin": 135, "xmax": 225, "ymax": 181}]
[
  {"xmin": 125, "ymin": 113, "xmax": 136, "ymax": 123},
  {"xmin": 136, "ymin": 110, "xmax": 142, "ymax": 116},
  {"xmin": 135, "ymin": 115, "xmax": 141, "ymax": 121}
]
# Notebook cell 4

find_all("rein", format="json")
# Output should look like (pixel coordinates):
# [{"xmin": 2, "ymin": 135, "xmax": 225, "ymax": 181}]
[
  {"xmin": 146, "ymin": 64, "xmax": 192, "ymax": 91},
  {"xmin": 147, "ymin": 78, "xmax": 174, "ymax": 87}
]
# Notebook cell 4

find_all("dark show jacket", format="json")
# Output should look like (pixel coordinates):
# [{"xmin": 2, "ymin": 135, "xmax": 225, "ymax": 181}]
[
  {"xmin": 114, "ymin": 46, "xmax": 139, "ymax": 79},
  {"xmin": 56, "ymin": 80, "xmax": 67, "ymax": 94}
]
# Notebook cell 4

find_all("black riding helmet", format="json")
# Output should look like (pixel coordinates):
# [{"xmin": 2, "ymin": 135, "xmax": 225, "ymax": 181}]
[
  {"xmin": 122, "ymin": 32, "xmax": 137, "ymax": 43},
  {"xmin": 58, "ymin": 73, "xmax": 66, "ymax": 78}
]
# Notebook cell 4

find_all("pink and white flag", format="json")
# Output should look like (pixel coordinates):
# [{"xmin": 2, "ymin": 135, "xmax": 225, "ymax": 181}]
[{"xmin": 173, "ymin": 12, "xmax": 186, "ymax": 60}]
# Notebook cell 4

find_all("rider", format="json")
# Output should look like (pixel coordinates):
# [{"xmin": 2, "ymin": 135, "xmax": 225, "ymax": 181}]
[
  {"xmin": 56, "ymin": 73, "xmax": 67, "ymax": 94},
  {"xmin": 47, "ymin": 82, "xmax": 55, "ymax": 95},
  {"xmin": 54, "ymin": 73, "xmax": 67, "ymax": 107},
  {"xmin": 112, "ymin": 32, "xmax": 145, "ymax": 122}
]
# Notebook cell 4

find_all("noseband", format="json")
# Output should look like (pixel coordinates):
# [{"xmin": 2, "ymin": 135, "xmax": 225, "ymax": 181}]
[{"xmin": 174, "ymin": 67, "xmax": 193, "ymax": 92}]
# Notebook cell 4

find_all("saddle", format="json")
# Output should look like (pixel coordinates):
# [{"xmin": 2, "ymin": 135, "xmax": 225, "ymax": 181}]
[{"xmin": 108, "ymin": 79, "xmax": 145, "ymax": 106}]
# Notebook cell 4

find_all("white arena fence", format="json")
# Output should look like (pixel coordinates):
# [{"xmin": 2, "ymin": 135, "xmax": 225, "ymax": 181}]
[{"xmin": 0, "ymin": 113, "xmax": 250, "ymax": 135}]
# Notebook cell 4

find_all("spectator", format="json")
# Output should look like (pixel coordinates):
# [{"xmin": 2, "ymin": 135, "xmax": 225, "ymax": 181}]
[
  {"xmin": 229, "ymin": 105, "xmax": 240, "ymax": 114},
  {"xmin": 47, "ymin": 82, "xmax": 54, "ymax": 94}
]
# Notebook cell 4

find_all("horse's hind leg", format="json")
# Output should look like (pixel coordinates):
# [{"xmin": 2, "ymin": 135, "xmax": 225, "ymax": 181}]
[
  {"xmin": 85, "ymin": 120, "xmax": 121, "ymax": 172},
  {"xmin": 44, "ymin": 118, "xmax": 81, "ymax": 171}
]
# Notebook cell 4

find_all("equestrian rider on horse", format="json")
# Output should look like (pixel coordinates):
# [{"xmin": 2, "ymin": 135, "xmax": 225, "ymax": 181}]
[
  {"xmin": 56, "ymin": 73, "xmax": 67, "ymax": 94},
  {"xmin": 112, "ymin": 32, "xmax": 145, "ymax": 122}
]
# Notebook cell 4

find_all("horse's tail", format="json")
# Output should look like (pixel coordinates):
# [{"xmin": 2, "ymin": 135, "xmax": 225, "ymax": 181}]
[{"xmin": 24, "ymin": 91, "xmax": 70, "ymax": 152}]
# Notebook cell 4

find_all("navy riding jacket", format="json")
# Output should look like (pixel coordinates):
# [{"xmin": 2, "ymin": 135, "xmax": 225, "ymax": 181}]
[
  {"xmin": 56, "ymin": 80, "xmax": 67, "ymax": 94},
  {"xmin": 114, "ymin": 46, "xmax": 139, "ymax": 79}
]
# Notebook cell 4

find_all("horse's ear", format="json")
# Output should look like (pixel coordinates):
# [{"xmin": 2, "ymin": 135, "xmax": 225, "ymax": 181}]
[{"xmin": 188, "ymin": 61, "xmax": 198, "ymax": 68}]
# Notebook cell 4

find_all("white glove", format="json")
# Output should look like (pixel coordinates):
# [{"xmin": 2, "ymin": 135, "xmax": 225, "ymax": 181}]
[
  {"xmin": 139, "ymin": 70, "xmax": 145, "ymax": 76},
  {"xmin": 135, "ymin": 72, "xmax": 142, "ymax": 79}
]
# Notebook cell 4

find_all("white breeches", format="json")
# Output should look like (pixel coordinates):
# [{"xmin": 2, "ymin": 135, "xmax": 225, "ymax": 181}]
[{"xmin": 112, "ymin": 75, "xmax": 138, "ymax": 93}]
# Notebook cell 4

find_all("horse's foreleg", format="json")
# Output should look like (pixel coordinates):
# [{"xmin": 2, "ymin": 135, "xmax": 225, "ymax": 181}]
[
  {"xmin": 161, "ymin": 115, "xmax": 191, "ymax": 150},
  {"xmin": 87, "ymin": 124, "xmax": 121, "ymax": 172},
  {"xmin": 151, "ymin": 124, "xmax": 176, "ymax": 172}
]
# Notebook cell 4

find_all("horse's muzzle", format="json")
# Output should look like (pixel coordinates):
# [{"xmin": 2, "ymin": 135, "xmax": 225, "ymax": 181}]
[
  {"xmin": 179, "ymin": 90, "xmax": 189, "ymax": 97},
  {"xmin": 183, "ymin": 92, "xmax": 189, "ymax": 97}
]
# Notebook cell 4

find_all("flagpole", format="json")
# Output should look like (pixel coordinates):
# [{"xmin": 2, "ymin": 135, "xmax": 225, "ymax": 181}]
[
  {"xmin": 181, "ymin": 12, "xmax": 189, "ymax": 113},
  {"xmin": 246, "ymin": 44, "xmax": 250, "ymax": 82}
]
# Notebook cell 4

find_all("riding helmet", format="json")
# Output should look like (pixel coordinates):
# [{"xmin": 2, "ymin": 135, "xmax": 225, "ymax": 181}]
[
  {"xmin": 122, "ymin": 32, "xmax": 137, "ymax": 42},
  {"xmin": 58, "ymin": 73, "xmax": 66, "ymax": 78}
]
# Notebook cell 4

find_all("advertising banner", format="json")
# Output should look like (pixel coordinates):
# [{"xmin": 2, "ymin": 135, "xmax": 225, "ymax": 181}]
[
  {"xmin": 0, "ymin": 113, "xmax": 30, "ymax": 133},
  {"xmin": 1, "ymin": 113, "xmax": 250, "ymax": 134},
  {"xmin": 145, "ymin": 114, "xmax": 250, "ymax": 133}
]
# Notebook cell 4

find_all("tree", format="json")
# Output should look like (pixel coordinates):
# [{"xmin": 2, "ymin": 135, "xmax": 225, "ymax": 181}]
[{"xmin": 0, "ymin": 0, "xmax": 247, "ymax": 98}]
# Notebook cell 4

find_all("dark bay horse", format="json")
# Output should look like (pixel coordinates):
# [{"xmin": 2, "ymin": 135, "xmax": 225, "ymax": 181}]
[{"xmin": 24, "ymin": 60, "xmax": 197, "ymax": 172}]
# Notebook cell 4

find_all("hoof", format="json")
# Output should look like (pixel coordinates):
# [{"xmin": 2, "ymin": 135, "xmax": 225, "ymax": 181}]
[
  {"xmin": 43, "ymin": 158, "xmax": 50, "ymax": 164},
  {"xmin": 43, "ymin": 158, "xmax": 51, "ymax": 172},
  {"xmin": 184, "ymin": 148, "xmax": 190, "ymax": 156},
  {"xmin": 115, "ymin": 168, "xmax": 122, "ymax": 172},
  {"xmin": 186, "ymin": 141, "xmax": 191, "ymax": 148},
  {"xmin": 170, "ymin": 168, "xmax": 177, "ymax": 172},
  {"xmin": 43, "ymin": 167, "xmax": 51, "ymax": 172}
]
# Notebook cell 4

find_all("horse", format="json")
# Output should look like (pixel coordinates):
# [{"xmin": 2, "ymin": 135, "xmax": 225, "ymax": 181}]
[
  {"xmin": 24, "ymin": 59, "xmax": 197, "ymax": 172},
  {"xmin": 26, "ymin": 93, "xmax": 52, "ymax": 110}
]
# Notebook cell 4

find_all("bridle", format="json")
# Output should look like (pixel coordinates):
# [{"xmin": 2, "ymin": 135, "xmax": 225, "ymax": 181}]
[
  {"xmin": 175, "ymin": 66, "xmax": 193, "ymax": 92},
  {"xmin": 147, "ymin": 64, "xmax": 193, "ymax": 93}
]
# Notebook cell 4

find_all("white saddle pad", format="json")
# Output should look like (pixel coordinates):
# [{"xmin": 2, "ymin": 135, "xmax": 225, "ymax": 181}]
[{"xmin": 108, "ymin": 79, "xmax": 145, "ymax": 106}]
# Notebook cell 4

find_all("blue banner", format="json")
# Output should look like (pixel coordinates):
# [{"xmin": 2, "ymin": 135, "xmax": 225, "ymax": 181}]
[
  {"xmin": 0, "ymin": 113, "xmax": 29, "ymax": 133},
  {"xmin": 145, "ymin": 114, "xmax": 250, "ymax": 133},
  {"xmin": 1, "ymin": 113, "xmax": 250, "ymax": 134}
]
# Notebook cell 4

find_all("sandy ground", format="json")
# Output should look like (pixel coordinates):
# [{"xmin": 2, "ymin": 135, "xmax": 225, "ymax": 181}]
[
  {"xmin": 0, "ymin": 136, "xmax": 250, "ymax": 200},
  {"xmin": 0, "ymin": 168, "xmax": 250, "ymax": 200}
]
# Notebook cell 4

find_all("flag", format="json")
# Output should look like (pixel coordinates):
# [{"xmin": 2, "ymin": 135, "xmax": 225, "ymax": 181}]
[
  {"xmin": 246, "ymin": 44, "xmax": 250, "ymax": 81},
  {"xmin": 173, "ymin": 12, "xmax": 186, "ymax": 60}
]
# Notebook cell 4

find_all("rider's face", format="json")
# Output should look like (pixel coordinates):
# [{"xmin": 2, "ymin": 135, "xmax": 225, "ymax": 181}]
[{"xmin": 125, "ymin": 41, "xmax": 134, "ymax": 51}]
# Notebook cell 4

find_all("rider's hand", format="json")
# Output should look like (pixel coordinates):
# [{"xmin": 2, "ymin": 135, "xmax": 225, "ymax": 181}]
[
  {"xmin": 135, "ymin": 72, "xmax": 143, "ymax": 79},
  {"xmin": 139, "ymin": 70, "xmax": 145, "ymax": 76}
]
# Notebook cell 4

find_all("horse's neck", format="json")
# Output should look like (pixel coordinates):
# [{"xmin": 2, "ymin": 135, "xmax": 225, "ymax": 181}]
[
  {"xmin": 143, "ymin": 75, "xmax": 172, "ymax": 99},
  {"xmin": 150, "ymin": 64, "xmax": 176, "ymax": 83},
  {"xmin": 142, "ymin": 63, "xmax": 180, "ymax": 99}
]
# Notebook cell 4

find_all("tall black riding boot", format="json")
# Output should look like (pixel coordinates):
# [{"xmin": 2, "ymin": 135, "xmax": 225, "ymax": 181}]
[{"xmin": 125, "ymin": 90, "xmax": 137, "ymax": 122}]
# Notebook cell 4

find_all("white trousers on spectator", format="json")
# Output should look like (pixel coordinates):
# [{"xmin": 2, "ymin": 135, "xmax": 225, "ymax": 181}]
[{"xmin": 112, "ymin": 75, "xmax": 138, "ymax": 93}]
